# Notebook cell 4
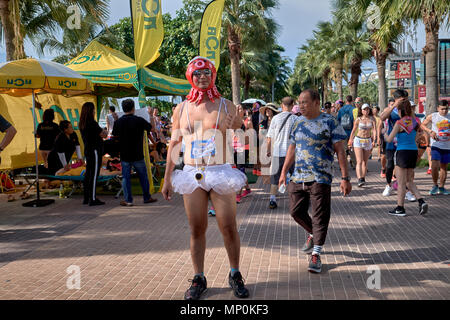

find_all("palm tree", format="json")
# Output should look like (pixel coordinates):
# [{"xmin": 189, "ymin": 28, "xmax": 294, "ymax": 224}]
[
  {"xmin": 0, "ymin": 0, "xmax": 109, "ymax": 61},
  {"xmin": 383, "ymin": 0, "xmax": 450, "ymax": 114},
  {"xmin": 335, "ymin": 0, "xmax": 404, "ymax": 110},
  {"xmin": 223, "ymin": 0, "xmax": 279, "ymax": 104}
]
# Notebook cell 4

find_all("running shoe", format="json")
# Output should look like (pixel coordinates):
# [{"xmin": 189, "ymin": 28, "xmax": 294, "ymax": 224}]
[
  {"xmin": 308, "ymin": 254, "xmax": 322, "ymax": 273},
  {"xmin": 438, "ymin": 187, "xmax": 450, "ymax": 195},
  {"xmin": 382, "ymin": 185, "xmax": 393, "ymax": 197},
  {"xmin": 358, "ymin": 178, "xmax": 365, "ymax": 187},
  {"xmin": 241, "ymin": 189, "xmax": 251, "ymax": 197},
  {"xmin": 208, "ymin": 208, "xmax": 216, "ymax": 217},
  {"xmin": 388, "ymin": 206, "xmax": 406, "ymax": 217},
  {"xmin": 252, "ymin": 169, "xmax": 257, "ymax": 175},
  {"xmin": 228, "ymin": 272, "xmax": 249, "ymax": 298},
  {"xmin": 256, "ymin": 170, "xmax": 262, "ymax": 176},
  {"xmin": 120, "ymin": 201, "xmax": 133, "ymax": 207},
  {"xmin": 427, "ymin": 168, "xmax": 432, "ymax": 175},
  {"xmin": 301, "ymin": 234, "xmax": 314, "ymax": 253},
  {"xmin": 405, "ymin": 191, "xmax": 417, "ymax": 202},
  {"xmin": 236, "ymin": 194, "xmax": 242, "ymax": 203},
  {"xmin": 419, "ymin": 202, "xmax": 428, "ymax": 215},
  {"xmin": 184, "ymin": 275, "xmax": 207, "ymax": 300},
  {"xmin": 380, "ymin": 170, "xmax": 386, "ymax": 178},
  {"xmin": 392, "ymin": 180, "xmax": 398, "ymax": 190},
  {"xmin": 269, "ymin": 200, "xmax": 277, "ymax": 209},
  {"xmin": 429, "ymin": 185, "xmax": 439, "ymax": 195}
]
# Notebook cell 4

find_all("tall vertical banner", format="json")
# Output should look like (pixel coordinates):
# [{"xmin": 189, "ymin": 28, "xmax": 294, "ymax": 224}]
[
  {"xmin": 199, "ymin": 0, "xmax": 225, "ymax": 71},
  {"xmin": 131, "ymin": 0, "xmax": 164, "ymax": 69},
  {"xmin": 130, "ymin": 0, "xmax": 164, "ymax": 109},
  {"xmin": 130, "ymin": 0, "xmax": 164, "ymax": 193}
]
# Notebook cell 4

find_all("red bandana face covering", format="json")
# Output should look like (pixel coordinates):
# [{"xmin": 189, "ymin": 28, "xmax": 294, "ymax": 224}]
[{"xmin": 186, "ymin": 56, "xmax": 221, "ymax": 104}]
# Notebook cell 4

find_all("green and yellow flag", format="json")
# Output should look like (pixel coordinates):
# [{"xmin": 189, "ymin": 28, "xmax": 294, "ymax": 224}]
[
  {"xmin": 199, "ymin": 0, "xmax": 225, "ymax": 71},
  {"xmin": 131, "ymin": 0, "xmax": 164, "ymax": 69}
]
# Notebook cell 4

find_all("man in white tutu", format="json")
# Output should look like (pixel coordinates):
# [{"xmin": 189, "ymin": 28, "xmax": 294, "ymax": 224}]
[{"xmin": 162, "ymin": 56, "xmax": 249, "ymax": 300}]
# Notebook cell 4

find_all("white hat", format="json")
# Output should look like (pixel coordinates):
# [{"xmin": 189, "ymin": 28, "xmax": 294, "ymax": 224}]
[{"xmin": 361, "ymin": 103, "xmax": 370, "ymax": 110}]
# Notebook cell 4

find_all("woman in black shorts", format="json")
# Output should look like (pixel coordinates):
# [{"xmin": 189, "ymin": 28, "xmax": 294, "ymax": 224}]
[{"xmin": 384, "ymin": 100, "xmax": 428, "ymax": 216}]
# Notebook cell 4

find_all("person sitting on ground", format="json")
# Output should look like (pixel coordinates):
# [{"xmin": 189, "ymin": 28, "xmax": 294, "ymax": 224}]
[{"xmin": 46, "ymin": 120, "xmax": 83, "ymax": 176}]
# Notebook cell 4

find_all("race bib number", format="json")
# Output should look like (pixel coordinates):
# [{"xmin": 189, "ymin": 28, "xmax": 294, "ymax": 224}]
[
  {"xmin": 437, "ymin": 119, "xmax": 450, "ymax": 142},
  {"xmin": 191, "ymin": 138, "xmax": 216, "ymax": 159}
]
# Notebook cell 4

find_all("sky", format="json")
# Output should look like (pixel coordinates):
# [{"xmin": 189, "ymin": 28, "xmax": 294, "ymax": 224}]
[{"xmin": 2, "ymin": 0, "xmax": 450, "ymax": 74}]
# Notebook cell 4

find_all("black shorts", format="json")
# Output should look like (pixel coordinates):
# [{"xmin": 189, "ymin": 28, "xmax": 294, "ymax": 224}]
[
  {"xmin": 379, "ymin": 136, "xmax": 386, "ymax": 155},
  {"xmin": 395, "ymin": 150, "xmax": 418, "ymax": 169}
]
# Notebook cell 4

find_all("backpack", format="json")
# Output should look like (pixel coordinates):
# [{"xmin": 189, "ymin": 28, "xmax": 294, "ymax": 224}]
[{"xmin": 341, "ymin": 112, "xmax": 353, "ymax": 130}]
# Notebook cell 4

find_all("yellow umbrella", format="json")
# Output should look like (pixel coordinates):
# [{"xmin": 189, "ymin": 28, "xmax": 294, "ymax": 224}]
[{"xmin": 0, "ymin": 58, "xmax": 90, "ymax": 207}]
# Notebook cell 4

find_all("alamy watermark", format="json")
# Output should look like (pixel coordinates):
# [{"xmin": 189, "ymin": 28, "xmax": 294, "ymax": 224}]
[
  {"xmin": 66, "ymin": 265, "xmax": 81, "ymax": 290},
  {"xmin": 366, "ymin": 265, "xmax": 381, "ymax": 290},
  {"xmin": 67, "ymin": 5, "xmax": 81, "ymax": 30}
]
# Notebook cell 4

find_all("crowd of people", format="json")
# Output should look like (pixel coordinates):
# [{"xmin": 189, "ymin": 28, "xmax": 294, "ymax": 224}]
[{"xmin": 1, "ymin": 56, "xmax": 449, "ymax": 301}]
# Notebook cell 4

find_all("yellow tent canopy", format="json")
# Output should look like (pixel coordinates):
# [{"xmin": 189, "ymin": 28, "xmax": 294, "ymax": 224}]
[{"xmin": 65, "ymin": 41, "xmax": 191, "ymax": 98}]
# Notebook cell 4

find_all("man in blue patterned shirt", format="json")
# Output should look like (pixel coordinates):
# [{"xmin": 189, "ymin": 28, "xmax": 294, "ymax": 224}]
[{"xmin": 279, "ymin": 89, "xmax": 352, "ymax": 273}]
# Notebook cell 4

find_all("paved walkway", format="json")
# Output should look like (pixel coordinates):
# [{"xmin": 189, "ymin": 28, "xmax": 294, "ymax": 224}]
[{"xmin": 0, "ymin": 160, "xmax": 448, "ymax": 300}]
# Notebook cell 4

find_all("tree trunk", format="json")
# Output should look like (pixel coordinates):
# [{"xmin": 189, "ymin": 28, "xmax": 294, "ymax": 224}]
[
  {"xmin": 336, "ymin": 64, "xmax": 343, "ymax": 101},
  {"xmin": 0, "ymin": 0, "xmax": 15, "ymax": 61},
  {"xmin": 227, "ymin": 25, "xmax": 241, "ymax": 105},
  {"xmin": 423, "ymin": 13, "xmax": 439, "ymax": 115},
  {"xmin": 243, "ymin": 73, "xmax": 250, "ymax": 101},
  {"xmin": 322, "ymin": 73, "xmax": 329, "ymax": 104},
  {"xmin": 375, "ymin": 49, "xmax": 388, "ymax": 111},
  {"xmin": 349, "ymin": 57, "xmax": 362, "ymax": 99}
]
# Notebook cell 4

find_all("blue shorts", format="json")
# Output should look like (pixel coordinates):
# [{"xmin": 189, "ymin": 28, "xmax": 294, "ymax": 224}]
[{"xmin": 431, "ymin": 146, "xmax": 450, "ymax": 164}]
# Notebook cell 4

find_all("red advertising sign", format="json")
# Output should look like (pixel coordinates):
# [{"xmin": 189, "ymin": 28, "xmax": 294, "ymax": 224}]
[
  {"xmin": 395, "ymin": 62, "xmax": 412, "ymax": 79},
  {"xmin": 417, "ymin": 85, "xmax": 426, "ymax": 114}
]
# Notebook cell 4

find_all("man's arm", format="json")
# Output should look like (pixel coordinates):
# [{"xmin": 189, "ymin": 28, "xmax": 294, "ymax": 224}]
[
  {"xmin": 278, "ymin": 144, "xmax": 295, "ymax": 187},
  {"xmin": 385, "ymin": 122, "xmax": 400, "ymax": 143},
  {"xmin": 333, "ymin": 140, "xmax": 351, "ymax": 196},
  {"xmin": 162, "ymin": 103, "xmax": 184, "ymax": 200},
  {"xmin": 0, "ymin": 125, "xmax": 17, "ymax": 151}
]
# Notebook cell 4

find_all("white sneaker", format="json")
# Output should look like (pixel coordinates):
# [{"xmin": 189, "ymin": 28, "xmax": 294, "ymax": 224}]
[
  {"xmin": 405, "ymin": 191, "xmax": 417, "ymax": 202},
  {"xmin": 382, "ymin": 185, "xmax": 393, "ymax": 197}
]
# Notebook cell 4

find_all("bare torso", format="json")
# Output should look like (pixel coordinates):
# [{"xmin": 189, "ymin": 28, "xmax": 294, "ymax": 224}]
[{"xmin": 175, "ymin": 98, "xmax": 237, "ymax": 166}]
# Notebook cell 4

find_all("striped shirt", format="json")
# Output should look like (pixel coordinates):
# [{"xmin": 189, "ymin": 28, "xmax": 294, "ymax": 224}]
[{"xmin": 267, "ymin": 111, "xmax": 298, "ymax": 157}]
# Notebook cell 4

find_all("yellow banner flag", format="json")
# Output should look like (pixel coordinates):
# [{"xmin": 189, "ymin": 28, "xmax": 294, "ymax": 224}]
[
  {"xmin": 199, "ymin": 0, "xmax": 225, "ymax": 71},
  {"xmin": 131, "ymin": 0, "xmax": 164, "ymax": 68}
]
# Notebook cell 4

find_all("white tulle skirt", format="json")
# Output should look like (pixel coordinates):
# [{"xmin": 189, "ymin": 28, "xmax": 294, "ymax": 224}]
[{"xmin": 172, "ymin": 164, "xmax": 247, "ymax": 195}]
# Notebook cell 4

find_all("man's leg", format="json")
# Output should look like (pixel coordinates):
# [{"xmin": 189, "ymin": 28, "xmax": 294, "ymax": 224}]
[
  {"xmin": 210, "ymin": 190, "xmax": 249, "ymax": 298},
  {"xmin": 133, "ymin": 159, "xmax": 151, "ymax": 202},
  {"xmin": 121, "ymin": 161, "xmax": 133, "ymax": 203},
  {"xmin": 385, "ymin": 150, "xmax": 395, "ymax": 185},
  {"xmin": 309, "ymin": 183, "xmax": 331, "ymax": 247},
  {"xmin": 307, "ymin": 183, "xmax": 331, "ymax": 273},
  {"xmin": 183, "ymin": 188, "xmax": 210, "ymax": 275},
  {"xmin": 288, "ymin": 182, "xmax": 313, "ymax": 234},
  {"xmin": 210, "ymin": 191, "xmax": 240, "ymax": 269},
  {"xmin": 431, "ymin": 160, "xmax": 440, "ymax": 186},
  {"xmin": 440, "ymin": 162, "xmax": 448, "ymax": 188}
]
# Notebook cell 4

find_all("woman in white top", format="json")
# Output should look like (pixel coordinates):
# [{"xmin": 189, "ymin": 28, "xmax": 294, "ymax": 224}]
[{"xmin": 348, "ymin": 103, "xmax": 377, "ymax": 187}]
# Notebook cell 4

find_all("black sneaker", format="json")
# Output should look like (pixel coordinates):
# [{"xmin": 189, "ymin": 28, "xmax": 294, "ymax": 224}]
[
  {"xmin": 388, "ymin": 206, "xmax": 406, "ymax": 217},
  {"xmin": 308, "ymin": 254, "xmax": 322, "ymax": 273},
  {"xmin": 301, "ymin": 234, "xmax": 314, "ymax": 253},
  {"xmin": 184, "ymin": 275, "xmax": 207, "ymax": 300},
  {"xmin": 419, "ymin": 201, "xmax": 428, "ymax": 215},
  {"xmin": 229, "ymin": 272, "xmax": 249, "ymax": 298},
  {"xmin": 269, "ymin": 200, "xmax": 277, "ymax": 209},
  {"xmin": 89, "ymin": 198, "xmax": 105, "ymax": 206},
  {"xmin": 358, "ymin": 178, "xmax": 365, "ymax": 187}
]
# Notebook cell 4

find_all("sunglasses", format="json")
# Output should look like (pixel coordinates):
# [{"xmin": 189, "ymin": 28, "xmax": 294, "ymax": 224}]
[{"xmin": 193, "ymin": 69, "xmax": 212, "ymax": 77}]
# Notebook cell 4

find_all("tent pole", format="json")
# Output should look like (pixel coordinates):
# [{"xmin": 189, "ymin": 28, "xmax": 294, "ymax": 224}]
[{"xmin": 32, "ymin": 90, "xmax": 40, "ymax": 201}]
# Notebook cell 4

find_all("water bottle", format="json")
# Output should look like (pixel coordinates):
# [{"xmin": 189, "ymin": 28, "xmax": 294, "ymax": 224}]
[
  {"xmin": 59, "ymin": 184, "xmax": 64, "ymax": 198},
  {"xmin": 278, "ymin": 183, "xmax": 286, "ymax": 194}
]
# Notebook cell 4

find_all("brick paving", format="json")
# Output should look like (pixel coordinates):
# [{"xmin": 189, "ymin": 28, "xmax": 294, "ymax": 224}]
[{"xmin": 0, "ymin": 160, "xmax": 448, "ymax": 300}]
